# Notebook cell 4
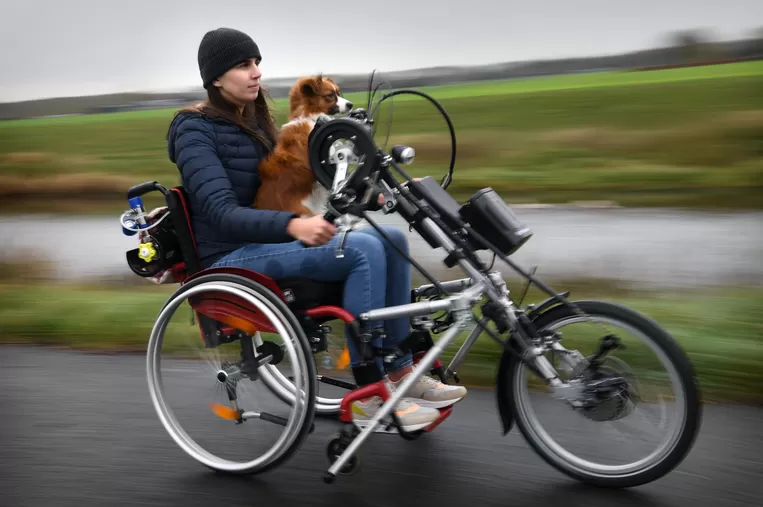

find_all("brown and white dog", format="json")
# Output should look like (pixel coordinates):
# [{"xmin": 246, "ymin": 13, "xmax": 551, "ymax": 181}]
[{"xmin": 254, "ymin": 75, "xmax": 352, "ymax": 217}]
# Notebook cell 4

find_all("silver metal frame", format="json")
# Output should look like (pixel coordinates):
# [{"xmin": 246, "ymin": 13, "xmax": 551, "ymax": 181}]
[
  {"xmin": 327, "ymin": 288, "xmax": 480, "ymax": 476},
  {"xmin": 324, "ymin": 211, "xmax": 562, "ymax": 476},
  {"xmin": 254, "ymin": 273, "xmax": 482, "ymax": 416},
  {"xmin": 251, "ymin": 274, "xmax": 488, "ymax": 416}
]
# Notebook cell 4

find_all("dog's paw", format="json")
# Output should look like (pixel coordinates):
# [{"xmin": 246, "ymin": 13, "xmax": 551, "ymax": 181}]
[{"xmin": 315, "ymin": 113, "xmax": 333, "ymax": 125}]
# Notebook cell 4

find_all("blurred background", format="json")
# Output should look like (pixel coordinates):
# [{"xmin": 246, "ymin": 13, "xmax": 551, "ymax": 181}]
[{"xmin": 1, "ymin": 1, "xmax": 762, "ymax": 505}]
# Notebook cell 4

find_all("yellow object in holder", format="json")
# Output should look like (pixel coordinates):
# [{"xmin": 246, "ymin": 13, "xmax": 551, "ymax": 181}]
[{"xmin": 138, "ymin": 241, "xmax": 158, "ymax": 263}]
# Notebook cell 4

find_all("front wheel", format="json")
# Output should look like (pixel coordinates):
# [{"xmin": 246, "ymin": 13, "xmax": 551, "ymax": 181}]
[{"xmin": 508, "ymin": 300, "xmax": 702, "ymax": 488}]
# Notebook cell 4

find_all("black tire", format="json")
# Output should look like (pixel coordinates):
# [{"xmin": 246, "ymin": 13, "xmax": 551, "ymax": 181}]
[
  {"xmin": 508, "ymin": 300, "xmax": 702, "ymax": 488},
  {"xmin": 151, "ymin": 273, "xmax": 317, "ymax": 475}
]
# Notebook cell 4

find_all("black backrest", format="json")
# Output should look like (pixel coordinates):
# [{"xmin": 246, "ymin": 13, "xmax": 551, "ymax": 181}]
[{"xmin": 165, "ymin": 186, "xmax": 202, "ymax": 275}]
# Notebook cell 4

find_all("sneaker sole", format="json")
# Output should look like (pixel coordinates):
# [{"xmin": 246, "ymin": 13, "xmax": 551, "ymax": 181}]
[
  {"xmin": 355, "ymin": 419, "xmax": 435, "ymax": 433},
  {"xmin": 404, "ymin": 393, "xmax": 467, "ymax": 409}
]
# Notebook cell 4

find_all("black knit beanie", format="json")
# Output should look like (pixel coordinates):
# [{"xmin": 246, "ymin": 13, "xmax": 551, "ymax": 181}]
[{"xmin": 197, "ymin": 28, "xmax": 262, "ymax": 89}]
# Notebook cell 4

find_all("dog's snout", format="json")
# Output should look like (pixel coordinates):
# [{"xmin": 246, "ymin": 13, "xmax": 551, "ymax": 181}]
[{"xmin": 346, "ymin": 101, "xmax": 353, "ymax": 110}]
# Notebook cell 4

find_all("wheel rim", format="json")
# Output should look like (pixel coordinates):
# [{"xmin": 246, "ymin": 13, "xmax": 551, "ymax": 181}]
[
  {"xmin": 513, "ymin": 314, "xmax": 688, "ymax": 478},
  {"xmin": 190, "ymin": 280, "xmax": 344, "ymax": 415},
  {"xmin": 146, "ymin": 282, "xmax": 312, "ymax": 473},
  {"xmin": 256, "ymin": 335, "xmax": 344, "ymax": 414}
]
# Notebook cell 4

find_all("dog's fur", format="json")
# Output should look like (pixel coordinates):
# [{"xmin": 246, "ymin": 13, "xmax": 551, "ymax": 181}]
[{"xmin": 254, "ymin": 75, "xmax": 352, "ymax": 216}]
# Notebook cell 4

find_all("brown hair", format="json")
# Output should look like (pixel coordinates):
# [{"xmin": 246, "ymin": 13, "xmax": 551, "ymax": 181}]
[{"xmin": 171, "ymin": 84, "xmax": 279, "ymax": 152}]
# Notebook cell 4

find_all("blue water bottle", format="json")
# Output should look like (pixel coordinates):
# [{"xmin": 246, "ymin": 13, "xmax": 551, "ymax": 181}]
[{"xmin": 129, "ymin": 196, "xmax": 149, "ymax": 227}]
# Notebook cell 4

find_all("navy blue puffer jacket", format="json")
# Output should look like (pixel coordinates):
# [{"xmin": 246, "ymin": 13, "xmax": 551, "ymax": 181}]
[{"xmin": 167, "ymin": 111, "xmax": 298, "ymax": 268}]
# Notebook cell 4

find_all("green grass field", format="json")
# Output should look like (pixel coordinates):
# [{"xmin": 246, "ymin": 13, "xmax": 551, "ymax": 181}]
[
  {"xmin": 1, "ymin": 276, "xmax": 761, "ymax": 403},
  {"xmin": 1, "ymin": 61, "xmax": 762, "ymax": 211}
]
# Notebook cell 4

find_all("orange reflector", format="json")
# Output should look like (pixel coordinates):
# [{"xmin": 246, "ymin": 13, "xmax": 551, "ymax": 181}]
[
  {"xmin": 210, "ymin": 402, "xmax": 240, "ymax": 421},
  {"xmin": 336, "ymin": 346, "xmax": 350, "ymax": 370},
  {"xmin": 219, "ymin": 315, "xmax": 257, "ymax": 335}
]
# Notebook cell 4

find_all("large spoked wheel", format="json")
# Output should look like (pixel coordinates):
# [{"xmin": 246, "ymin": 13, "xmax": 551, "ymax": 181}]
[
  {"xmin": 146, "ymin": 273, "xmax": 317, "ymax": 475},
  {"xmin": 509, "ymin": 300, "xmax": 702, "ymax": 488}
]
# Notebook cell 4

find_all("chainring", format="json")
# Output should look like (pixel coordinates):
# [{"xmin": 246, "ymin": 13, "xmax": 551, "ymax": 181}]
[{"xmin": 308, "ymin": 118, "xmax": 378, "ymax": 192}]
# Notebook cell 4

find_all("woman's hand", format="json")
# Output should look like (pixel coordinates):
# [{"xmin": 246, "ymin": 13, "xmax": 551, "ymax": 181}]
[{"xmin": 287, "ymin": 215, "xmax": 337, "ymax": 246}]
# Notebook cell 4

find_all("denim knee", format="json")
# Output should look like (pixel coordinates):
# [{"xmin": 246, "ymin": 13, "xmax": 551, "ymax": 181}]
[
  {"xmin": 342, "ymin": 232, "xmax": 387, "ymax": 274},
  {"xmin": 345, "ymin": 229, "xmax": 385, "ymax": 250},
  {"xmin": 380, "ymin": 226, "xmax": 409, "ymax": 256}
]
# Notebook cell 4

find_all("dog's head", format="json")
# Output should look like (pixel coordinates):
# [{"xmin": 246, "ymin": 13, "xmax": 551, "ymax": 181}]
[{"xmin": 289, "ymin": 75, "xmax": 353, "ymax": 119}]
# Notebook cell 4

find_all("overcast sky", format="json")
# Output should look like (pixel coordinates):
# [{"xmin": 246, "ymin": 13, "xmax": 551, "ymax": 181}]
[{"xmin": 1, "ymin": 0, "xmax": 760, "ymax": 102}]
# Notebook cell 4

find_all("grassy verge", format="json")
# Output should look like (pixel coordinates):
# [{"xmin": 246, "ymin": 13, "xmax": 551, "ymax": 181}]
[
  {"xmin": 1, "ymin": 273, "xmax": 761, "ymax": 403},
  {"xmin": 1, "ymin": 62, "xmax": 762, "ymax": 212}
]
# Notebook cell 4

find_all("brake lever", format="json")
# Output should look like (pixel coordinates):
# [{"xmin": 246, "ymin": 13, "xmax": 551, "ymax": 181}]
[{"xmin": 377, "ymin": 180, "xmax": 397, "ymax": 214}]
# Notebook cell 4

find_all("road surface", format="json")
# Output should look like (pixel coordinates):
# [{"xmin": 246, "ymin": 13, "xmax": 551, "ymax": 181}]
[{"xmin": 1, "ymin": 346, "xmax": 760, "ymax": 507}]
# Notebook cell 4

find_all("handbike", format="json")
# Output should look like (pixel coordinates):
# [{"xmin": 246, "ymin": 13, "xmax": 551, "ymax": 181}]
[{"xmin": 120, "ymin": 89, "xmax": 702, "ymax": 489}]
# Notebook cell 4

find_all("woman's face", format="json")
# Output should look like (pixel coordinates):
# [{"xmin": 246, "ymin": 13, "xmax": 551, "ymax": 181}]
[{"xmin": 213, "ymin": 58, "xmax": 262, "ymax": 107}]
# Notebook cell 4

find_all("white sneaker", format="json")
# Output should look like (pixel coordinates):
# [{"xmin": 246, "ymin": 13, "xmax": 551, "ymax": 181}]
[
  {"xmin": 352, "ymin": 396, "xmax": 439, "ymax": 432},
  {"xmin": 390, "ymin": 371, "xmax": 468, "ymax": 409}
]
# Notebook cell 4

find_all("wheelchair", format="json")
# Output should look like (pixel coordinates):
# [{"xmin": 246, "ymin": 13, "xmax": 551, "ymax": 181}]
[{"xmin": 121, "ymin": 95, "xmax": 702, "ymax": 488}]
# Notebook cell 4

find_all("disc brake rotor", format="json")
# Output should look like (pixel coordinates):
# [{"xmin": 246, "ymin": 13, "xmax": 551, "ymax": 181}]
[{"xmin": 579, "ymin": 356, "xmax": 639, "ymax": 422}]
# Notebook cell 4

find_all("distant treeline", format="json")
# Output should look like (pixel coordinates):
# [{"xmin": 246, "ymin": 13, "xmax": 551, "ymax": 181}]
[{"xmin": 2, "ymin": 33, "xmax": 762, "ymax": 121}]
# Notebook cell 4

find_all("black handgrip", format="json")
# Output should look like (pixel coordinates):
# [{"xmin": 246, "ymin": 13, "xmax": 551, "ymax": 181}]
[
  {"xmin": 260, "ymin": 412, "xmax": 315, "ymax": 433},
  {"xmin": 127, "ymin": 181, "xmax": 168, "ymax": 199},
  {"xmin": 394, "ymin": 190, "xmax": 419, "ymax": 219},
  {"xmin": 323, "ymin": 206, "xmax": 341, "ymax": 224},
  {"xmin": 294, "ymin": 208, "xmax": 339, "ymax": 248},
  {"xmin": 259, "ymin": 412, "xmax": 288, "ymax": 427}
]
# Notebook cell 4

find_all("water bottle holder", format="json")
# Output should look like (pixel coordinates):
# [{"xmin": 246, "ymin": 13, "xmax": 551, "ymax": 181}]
[
  {"xmin": 124, "ymin": 206, "xmax": 183, "ymax": 283},
  {"xmin": 126, "ymin": 247, "xmax": 164, "ymax": 278}
]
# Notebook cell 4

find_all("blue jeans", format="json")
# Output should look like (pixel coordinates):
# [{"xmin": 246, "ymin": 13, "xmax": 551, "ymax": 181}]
[{"xmin": 210, "ymin": 225, "xmax": 414, "ymax": 372}]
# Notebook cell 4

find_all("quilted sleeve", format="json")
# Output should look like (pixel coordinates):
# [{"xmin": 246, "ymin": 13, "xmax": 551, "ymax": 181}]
[{"xmin": 172, "ymin": 117, "xmax": 297, "ymax": 243}]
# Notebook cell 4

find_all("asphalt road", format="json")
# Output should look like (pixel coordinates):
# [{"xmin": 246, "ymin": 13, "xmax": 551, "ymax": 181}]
[{"xmin": 1, "ymin": 346, "xmax": 761, "ymax": 507}]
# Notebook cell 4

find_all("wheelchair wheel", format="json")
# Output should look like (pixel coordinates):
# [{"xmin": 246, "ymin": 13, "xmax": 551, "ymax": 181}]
[{"xmin": 146, "ymin": 273, "xmax": 316, "ymax": 475}]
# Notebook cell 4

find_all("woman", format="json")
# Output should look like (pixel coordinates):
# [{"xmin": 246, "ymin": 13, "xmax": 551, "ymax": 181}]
[{"xmin": 166, "ymin": 27, "xmax": 466, "ymax": 430}]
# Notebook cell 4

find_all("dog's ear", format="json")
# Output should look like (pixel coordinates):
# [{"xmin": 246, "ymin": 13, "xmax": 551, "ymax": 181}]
[{"xmin": 301, "ymin": 79, "xmax": 317, "ymax": 96}]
